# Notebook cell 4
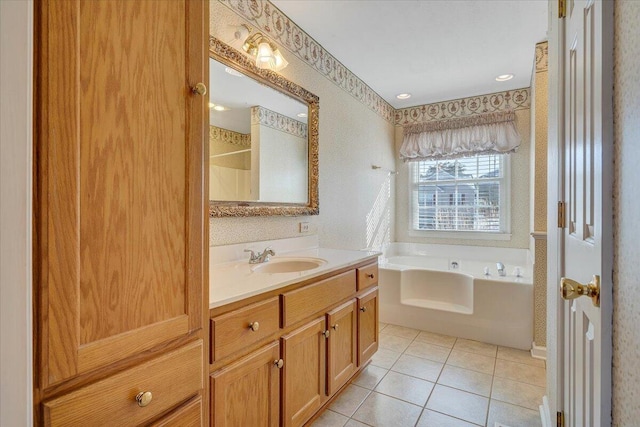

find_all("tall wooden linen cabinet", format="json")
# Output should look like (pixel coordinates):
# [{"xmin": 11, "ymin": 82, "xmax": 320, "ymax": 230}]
[{"xmin": 33, "ymin": 1, "xmax": 209, "ymax": 425}]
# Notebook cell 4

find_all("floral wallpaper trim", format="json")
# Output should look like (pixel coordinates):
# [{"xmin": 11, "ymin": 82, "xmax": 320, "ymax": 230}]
[
  {"xmin": 394, "ymin": 88, "xmax": 530, "ymax": 126},
  {"xmin": 219, "ymin": 0, "xmax": 395, "ymax": 123},
  {"xmin": 251, "ymin": 105, "xmax": 308, "ymax": 138},
  {"xmin": 535, "ymin": 41, "xmax": 548, "ymax": 73},
  {"xmin": 210, "ymin": 125, "xmax": 250, "ymax": 147}
]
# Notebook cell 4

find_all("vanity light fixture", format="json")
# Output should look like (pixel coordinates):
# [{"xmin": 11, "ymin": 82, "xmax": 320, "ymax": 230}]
[
  {"xmin": 297, "ymin": 112, "xmax": 308, "ymax": 118},
  {"xmin": 495, "ymin": 73, "xmax": 515, "ymax": 82},
  {"xmin": 396, "ymin": 93, "xmax": 412, "ymax": 100},
  {"xmin": 242, "ymin": 32, "xmax": 289, "ymax": 72}
]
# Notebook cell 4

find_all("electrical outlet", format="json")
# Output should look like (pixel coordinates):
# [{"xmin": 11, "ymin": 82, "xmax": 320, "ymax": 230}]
[{"xmin": 299, "ymin": 222, "xmax": 310, "ymax": 233}]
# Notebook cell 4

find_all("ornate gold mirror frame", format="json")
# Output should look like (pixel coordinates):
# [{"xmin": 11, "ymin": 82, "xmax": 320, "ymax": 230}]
[{"xmin": 209, "ymin": 36, "xmax": 319, "ymax": 217}]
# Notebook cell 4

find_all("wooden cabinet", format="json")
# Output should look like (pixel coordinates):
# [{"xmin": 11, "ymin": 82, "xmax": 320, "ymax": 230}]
[
  {"xmin": 326, "ymin": 299, "xmax": 357, "ymax": 395},
  {"xmin": 150, "ymin": 397, "xmax": 204, "ymax": 427},
  {"xmin": 210, "ymin": 297, "xmax": 280, "ymax": 362},
  {"xmin": 211, "ymin": 342, "xmax": 281, "ymax": 427},
  {"xmin": 34, "ymin": 0, "xmax": 208, "ymax": 424},
  {"xmin": 281, "ymin": 317, "xmax": 328, "ymax": 427},
  {"xmin": 209, "ymin": 261, "xmax": 378, "ymax": 427},
  {"xmin": 358, "ymin": 287, "xmax": 379, "ymax": 366}
]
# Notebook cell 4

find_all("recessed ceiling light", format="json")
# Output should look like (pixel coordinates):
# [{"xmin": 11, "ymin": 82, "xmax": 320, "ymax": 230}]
[
  {"xmin": 297, "ymin": 112, "xmax": 307, "ymax": 118},
  {"xmin": 495, "ymin": 73, "xmax": 515, "ymax": 82},
  {"xmin": 225, "ymin": 67, "xmax": 244, "ymax": 77},
  {"xmin": 396, "ymin": 93, "xmax": 412, "ymax": 100}
]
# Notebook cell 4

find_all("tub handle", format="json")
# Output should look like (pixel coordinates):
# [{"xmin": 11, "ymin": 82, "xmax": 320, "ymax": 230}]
[
  {"xmin": 360, "ymin": 306, "xmax": 367, "ymax": 313},
  {"xmin": 366, "ymin": 273, "xmax": 375, "ymax": 279}
]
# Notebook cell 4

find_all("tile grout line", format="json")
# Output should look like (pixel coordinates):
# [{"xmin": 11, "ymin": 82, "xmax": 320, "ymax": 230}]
[{"xmin": 341, "ymin": 324, "xmax": 544, "ymax": 427}]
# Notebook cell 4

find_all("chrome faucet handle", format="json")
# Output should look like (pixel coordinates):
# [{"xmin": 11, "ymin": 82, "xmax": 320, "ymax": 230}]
[{"xmin": 496, "ymin": 262, "xmax": 506, "ymax": 276}]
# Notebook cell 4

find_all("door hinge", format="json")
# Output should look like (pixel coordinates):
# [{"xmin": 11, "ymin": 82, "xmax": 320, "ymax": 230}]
[
  {"xmin": 557, "ymin": 411, "xmax": 565, "ymax": 427},
  {"xmin": 558, "ymin": 201, "xmax": 566, "ymax": 228},
  {"xmin": 559, "ymin": 0, "xmax": 567, "ymax": 18}
]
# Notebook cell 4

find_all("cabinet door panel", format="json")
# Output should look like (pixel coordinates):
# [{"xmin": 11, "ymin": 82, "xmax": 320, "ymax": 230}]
[
  {"xmin": 36, "ymin": 0, "xmax": 207, "ymax": 386},
  {"xmin": 357, "ymin": 288, "xmax": 379, "ymax": 366},
  {"xmin": 150, "ymin": 396, "xmax": 203, "ymax": 427},
  {"xmin": 281, "ymin": 317, "xmax": 326, "ymax": 427},
  {"xmin": 326, "ymin": 299, "xmax": 357, "ymax": 396},
  {"xmin": 211, "ymin": 342, "xmax": 280, "ymax": 427}
]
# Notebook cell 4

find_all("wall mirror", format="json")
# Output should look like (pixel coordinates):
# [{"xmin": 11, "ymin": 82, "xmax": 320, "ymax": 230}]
[{"xmin": 208, "ymin": 37, "xmax": 319, "ymax": 217}]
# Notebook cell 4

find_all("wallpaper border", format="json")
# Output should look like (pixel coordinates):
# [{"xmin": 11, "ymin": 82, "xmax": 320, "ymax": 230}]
[
  {"xmin": 535, "ymin": 41, "xmax": 548, "ymax": 73},
  {"xmin": 251, "ymin": 105, "xmax": 308, "ymax": 138},
  {"xmin": 219, "ymin": 0, "xmax": 395, "ymax": 123},
  {"xmin": 394, "ymin": 88, "xmax": 531, "ymax": 126},
  {"xmin": 210, "ymin": 125, "xmax": 251, "ymax": 147}
]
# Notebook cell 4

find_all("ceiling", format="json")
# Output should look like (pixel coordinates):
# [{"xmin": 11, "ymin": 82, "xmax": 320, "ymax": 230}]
[{"xmin": 270, "ymin": 0, "xmax": 548, "ymax": 109}]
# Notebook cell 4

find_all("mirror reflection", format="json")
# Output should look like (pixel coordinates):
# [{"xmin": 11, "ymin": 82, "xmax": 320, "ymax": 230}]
[{"xmin": 209, "ymin": 57, "xmax": 309, "ymax": 204}]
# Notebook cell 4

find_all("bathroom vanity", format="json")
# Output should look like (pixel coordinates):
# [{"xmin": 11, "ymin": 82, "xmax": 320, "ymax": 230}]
[{"xmin": 208, "ymin": 242, "xmax": 379, "ymax": 427}]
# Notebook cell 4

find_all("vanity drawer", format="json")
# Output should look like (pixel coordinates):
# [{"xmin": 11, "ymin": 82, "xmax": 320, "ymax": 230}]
[
  {"xmin": 356, "ymin": 263, "xmax": 378, "ymax": 291},
  {"xmin": 211, "ymin": 297, "xmax": 280, "ymax": 361},
  {"xmin": 43, "ymin": 340, "xmax": 203, "ymax": 426},
  {"xmin": 281, "ymin": 270, "xmax": 356, "ymax": 327}
]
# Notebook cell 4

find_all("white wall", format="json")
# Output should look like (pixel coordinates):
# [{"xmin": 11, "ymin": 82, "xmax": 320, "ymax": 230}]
[
  {"xmin": 612, "ymin": 0, "xmax": 640, "ymax": 422},
  {"xmin": 255, "ymin": 125, "xmax": 308, "ymax": 203},
  {"xmin": 0, "ymin": 0, "xmax": 34, "ymax": 424},
  {"xmin": 209, "ymin": 3, "xmax": 396, "ymax": 250}
]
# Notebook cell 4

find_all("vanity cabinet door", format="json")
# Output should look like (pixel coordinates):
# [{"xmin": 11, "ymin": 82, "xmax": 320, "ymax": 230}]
[
  {"xmin": 326, "ymin": 299, "xmax": 357, "ymax": 396},
  {"xmin": 281, "ymin": 316, "xmax": 327, "ymax": 427},
  {"xmin": 210, "ymin": 342, "xmax": 281, "ymax": 427},
  {"xmin": 357, "ymin": 287, "xmax": 379, "ymax": 366},
  {"xmin": 34, "ymin": 0, "xmax": 208, "ymax": 389}
]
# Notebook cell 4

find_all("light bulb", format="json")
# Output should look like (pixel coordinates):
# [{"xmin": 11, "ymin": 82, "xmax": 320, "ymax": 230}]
[{"xmin": 256, "ymin": 42, "xmax": 274, "ymax": 69}]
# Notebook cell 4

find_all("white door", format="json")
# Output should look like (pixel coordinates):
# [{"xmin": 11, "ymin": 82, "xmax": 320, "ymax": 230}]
[{"xmin": 560, "ymin": 0, "xmax": 613, "ymax": 425}]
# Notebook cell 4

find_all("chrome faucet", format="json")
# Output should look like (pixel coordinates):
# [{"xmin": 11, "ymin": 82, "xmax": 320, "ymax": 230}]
[
  {"xmin": 245, "ymin": 247, "xmax": 275, "ymax": 264},
  {"xmin": 496, "ymin": 262, "xmax": 506, "ymax": 277}
]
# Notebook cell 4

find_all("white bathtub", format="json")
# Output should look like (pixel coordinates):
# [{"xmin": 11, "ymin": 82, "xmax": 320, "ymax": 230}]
[{"xmin": 379, "ymin": 243, "xmax": 533, "ymax": 350}]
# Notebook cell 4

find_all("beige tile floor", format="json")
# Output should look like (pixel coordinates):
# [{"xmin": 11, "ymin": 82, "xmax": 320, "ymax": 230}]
[{"xmin": 311, "ymin": 323, "xmax": 546, "ymax": 427}]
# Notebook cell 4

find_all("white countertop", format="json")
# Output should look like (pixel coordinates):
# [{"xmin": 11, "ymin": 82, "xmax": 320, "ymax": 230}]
[{"xmin": 209, "ymin": 247, "xmax": 380, "ymax": 309}]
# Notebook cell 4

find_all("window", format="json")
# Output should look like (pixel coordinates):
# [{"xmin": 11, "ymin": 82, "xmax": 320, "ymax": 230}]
[{"xmin": 411, "ymin": 154, "xmax": 509, "ymax": 234}]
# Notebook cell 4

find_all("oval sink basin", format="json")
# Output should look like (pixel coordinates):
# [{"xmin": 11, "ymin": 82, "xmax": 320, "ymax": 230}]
[{"xmin": 252, "ymin": 257, "xmax": 327, "ymax": 274}]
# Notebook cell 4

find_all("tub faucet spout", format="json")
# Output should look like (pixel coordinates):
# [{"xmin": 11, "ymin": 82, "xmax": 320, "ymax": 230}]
[{"xmin": 496, "ymin": 262, "xmax": 506, "ymax": 276}]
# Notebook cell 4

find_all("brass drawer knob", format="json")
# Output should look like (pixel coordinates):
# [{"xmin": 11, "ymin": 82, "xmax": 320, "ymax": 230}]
[
  {"xmin": 360, "ymin": 306, "xmax": 367, "ymax": 313},
  {"xmin": 135, "ymin": 391, "xmax": 153, "ymax": 407},
  {"xmin": 322, "ymin": 330, "xmax": 330, "ymax": 338},
  {"xmin": 332, "ymin": 324, "xmax": 339, "ymax": 331},
  {"xmin": 191, "ymin": 82, "xmax": 207, "ymax": 96},
  {"xmin": 366, "ymin": 273, "xmax": 375, "ymax": 279},
  {"xmin": 249, "ymin": 321, "xmax": 260, "ymax": 332},
  {"xmin": 274, "ymin": 359, "xmax": 284, "ymax": 369}
]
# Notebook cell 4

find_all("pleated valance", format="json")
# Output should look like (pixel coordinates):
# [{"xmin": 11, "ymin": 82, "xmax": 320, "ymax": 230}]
[{"xmin": 399, "ymin": 110, "xmax": 521, "ymax": 162}]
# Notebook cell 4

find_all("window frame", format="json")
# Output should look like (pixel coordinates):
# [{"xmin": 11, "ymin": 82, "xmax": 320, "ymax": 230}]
[{"xmin": 408, "ymin": 154, "xmax": 512, "ymax": 240}]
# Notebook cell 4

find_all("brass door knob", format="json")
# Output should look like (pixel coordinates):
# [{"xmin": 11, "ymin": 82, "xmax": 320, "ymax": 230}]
[
  {"xmin": 322, "ymin": 330, "xmax": 330, "ymax": 338},
  {"xmin": 274, "ymin": 359, "xmax": 284, "ymax": 369},
  {"xmin": 360, "ymin": 306, "xmax": 367, "ymax": 313},
  {"xmin": 367, "ymin": 273, "xmax": 375, "ymax": 279},
  {"xmin": 332, "ymin": 324, "xmax": 339, "ymax": 330},
  {"xmin": 249, "ymin": 322, "xmax": 260, "ymax": 332},
  {"xmin": 191, "ymin": 82, "xmax": 207, "ymax": 96},
  {"xmin": 560, "ymin": 275, "xmax": 600, "ymax": 307},
  {"xmin": 135, "ymin": 391, "xmax": 153, "ymax": 407}
]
